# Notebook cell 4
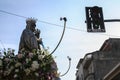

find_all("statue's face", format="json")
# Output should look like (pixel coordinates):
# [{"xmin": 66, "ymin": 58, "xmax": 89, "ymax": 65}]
[{"xmin": 30, "ymin": 23, "xmax": 36, "ymax": 32}]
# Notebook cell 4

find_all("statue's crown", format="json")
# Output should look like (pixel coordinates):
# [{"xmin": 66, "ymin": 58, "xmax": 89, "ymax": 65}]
[{"xmin": 26, "ymin": 18, "xmax": 37, "ymax": 24}]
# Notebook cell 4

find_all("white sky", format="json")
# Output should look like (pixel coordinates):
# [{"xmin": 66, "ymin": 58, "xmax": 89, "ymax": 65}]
[{"xmin": 0, "ymin": 0, "xmax": 120, "ymax": 80}]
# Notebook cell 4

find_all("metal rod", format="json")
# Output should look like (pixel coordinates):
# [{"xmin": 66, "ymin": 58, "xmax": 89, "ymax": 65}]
[
  {"xmin": 60, "ymin": 56, "xmax": 71, "ymax": 77},
  {"xmin": 85, "ymin": 19, "xmax": 120, "ymax": 23},
  {"xmin": 104, "ymin": 19, "xmax": 120, "ymax": 22},
  {"xmin": 50, "ymin": 17, "xmax": 67, "ymax": 55}
]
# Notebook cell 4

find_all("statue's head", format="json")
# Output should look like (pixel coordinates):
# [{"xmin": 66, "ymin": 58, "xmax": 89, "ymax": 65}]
[{"xmin": 26, "ymin": 18, "xmax": 37, "ymax": 32}]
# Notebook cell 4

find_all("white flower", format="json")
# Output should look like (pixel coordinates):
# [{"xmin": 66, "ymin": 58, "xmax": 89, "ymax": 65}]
[
  {"xmin": 26, "ymin": 58, "xmax": 31, "ymax": 62},
  {"xmin": 28, "ymin": 53, "xmax": 33, "ymax": 58},
  {"xmin": 26, "ymin": 58, "xmax": 29, "ymax": 63},
  {"xmin": 15, "ymin": 62, "xmax": 22, "ymax": 68},
  {"xmin": 31, "ymin": 61, "xmax": 39, "ymax": 70},
  {"xmin": 35, "ymin": 72, "xmax": 39, "ymax": 77},
  {"xmin": 4, "ymin": 58, "xmax": 10, "ymax": 62},
  {"xmin": 15, "ymin": 69, "xmax": 19, "ymax": 72},
  {"xmin": 14, "ymin": 74, "xmax": 18, "ymax": 78},
  {"xmin": 24, "ymin": 68, "xmax": 31, "ymax": 75},
  {"xmin": 38, "ymin": 55, "xmax": 44, "ymax": 60},
  {"xmin": 17, "ymin": 53, "xmax": 23, "ymax": 59}
]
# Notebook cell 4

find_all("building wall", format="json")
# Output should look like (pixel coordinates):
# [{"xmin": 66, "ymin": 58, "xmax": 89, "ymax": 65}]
[
  {"xmin": 92, "ymin": 51, "xmax": 120, "ymax": 80},
  {"xmin": 76, "ymin": 62, "xmax": 84, "ymax": 80},
  {"xmin": 76, "ymin": 38, "xmax": 120, "ymax": 80},
  {"xmin": 84, "ymin": 62, "xmax": 95, "ymax": 80},
  {"xmin": 93, "ymin": 59, "xmax": 120, "ymax": 80}
]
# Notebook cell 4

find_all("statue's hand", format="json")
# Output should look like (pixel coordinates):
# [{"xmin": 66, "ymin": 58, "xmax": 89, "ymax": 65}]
[
  {"xmin": 35, "ymin": 29, "xmax": 41, "ymax": 38},
  {"xmin": 37, "ymin": 38, "xmax": 42, "ymax": 44}
]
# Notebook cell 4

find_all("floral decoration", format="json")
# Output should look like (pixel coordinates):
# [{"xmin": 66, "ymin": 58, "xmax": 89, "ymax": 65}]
[{"xmin": 0, "ymin": 48, "xmax": 60, "ymax": 80}]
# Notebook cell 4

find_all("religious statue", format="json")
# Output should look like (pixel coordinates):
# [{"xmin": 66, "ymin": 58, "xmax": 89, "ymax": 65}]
[
  {"xmin": 19, "ymin": 18, "xmax": 42, "ymax": 52},
  {"xmin": 0, "ymin": 17, "xmax": 63, "ymax": 80}
]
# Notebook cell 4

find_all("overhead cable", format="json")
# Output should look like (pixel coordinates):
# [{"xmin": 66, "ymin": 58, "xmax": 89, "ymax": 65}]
[{"xmin": 0, "ymin": 9, "xmax": 120, "ymax": 37}]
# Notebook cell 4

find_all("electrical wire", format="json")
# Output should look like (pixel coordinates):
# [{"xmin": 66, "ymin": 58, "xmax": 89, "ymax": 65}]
[
  {"xmin": 0, "ymin": 9, "xmax": 120, "ymax": 38},
  {"xmin": 0, "ymin": 10, "xmax": 27, "ymax": 18}
]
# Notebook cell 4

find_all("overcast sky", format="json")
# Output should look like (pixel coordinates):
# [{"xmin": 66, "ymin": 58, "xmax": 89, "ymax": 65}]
[{"xmin": 0, "ymin": 0, "xmax": 120, "ymax": 80}]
